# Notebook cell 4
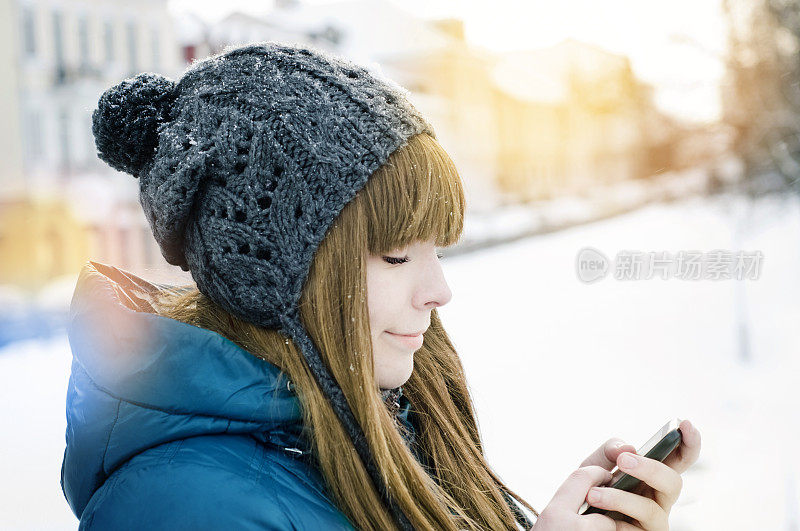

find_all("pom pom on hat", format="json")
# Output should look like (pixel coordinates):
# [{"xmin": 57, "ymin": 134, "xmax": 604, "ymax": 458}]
[{"xmin": 92, "ymin": 72, "xmax": 177, "ymax": 176}]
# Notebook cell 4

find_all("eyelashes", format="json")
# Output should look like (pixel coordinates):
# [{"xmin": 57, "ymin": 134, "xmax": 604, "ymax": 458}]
[
  {"xmin": 383, "ymin": 252, "xmax": 444, "ymax": 265},
  {"xmin": 384, "ymin": 256, "xmax": 410, "ymax": 265}
]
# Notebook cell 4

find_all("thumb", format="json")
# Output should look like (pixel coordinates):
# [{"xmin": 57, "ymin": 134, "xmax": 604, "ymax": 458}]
[{"xmin": 580, "ymin": 438, "xmax": 637, "ymax": 470}]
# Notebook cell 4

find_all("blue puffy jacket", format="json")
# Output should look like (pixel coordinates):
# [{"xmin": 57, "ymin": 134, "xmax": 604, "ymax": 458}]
[{"xmin": 61, "ymin": 262, "xmax": 422, "ymax": 530}]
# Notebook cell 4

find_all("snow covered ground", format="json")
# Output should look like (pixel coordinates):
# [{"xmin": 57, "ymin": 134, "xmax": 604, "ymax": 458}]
[
  {"xmin": 1, "ymin": 191, "xmax": 798, "ymax": 529},
  {"xmin": 444, "ymin": 191, "xmax": 800, "ymax": 530}
]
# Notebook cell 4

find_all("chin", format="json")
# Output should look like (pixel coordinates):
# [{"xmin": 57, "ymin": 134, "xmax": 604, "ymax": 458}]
[{"xmin": 378, "ymin": 365, "xmax": 414, "ymax": 389}]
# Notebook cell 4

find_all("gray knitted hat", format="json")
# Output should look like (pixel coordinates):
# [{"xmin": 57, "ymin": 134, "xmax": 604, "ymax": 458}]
[{"xmin": 91, "ymin": 41, "xmax": 438, "ymax": 530}]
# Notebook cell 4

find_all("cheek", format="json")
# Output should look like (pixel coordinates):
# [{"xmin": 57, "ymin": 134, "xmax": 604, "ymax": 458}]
[
  {"xmin": 366, "ymin": 273, "xmax": 400, "ymax": 326},
  {"xmin": 367, "ymin": 294, "xmax": 391, "ymax": 334}
]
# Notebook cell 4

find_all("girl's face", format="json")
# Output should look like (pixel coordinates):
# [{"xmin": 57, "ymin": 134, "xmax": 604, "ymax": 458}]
[{"xmin": 366, "ymin": 238, "xmax": 452, "ymax": 389}]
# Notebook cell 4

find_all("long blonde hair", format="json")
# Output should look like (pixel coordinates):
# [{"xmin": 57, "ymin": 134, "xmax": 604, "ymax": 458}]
[{"xmin": 152, "ymin": 133, "xmax": 539, "ymax": 529}]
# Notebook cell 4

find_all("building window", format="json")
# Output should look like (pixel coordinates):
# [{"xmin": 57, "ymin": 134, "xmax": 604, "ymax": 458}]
[
  {"xmin": 126, "ymin": 19, "xmax": 138, "ymax": 73},
  {"xmin": 78, "ymin": 14, "xmax": 90, "ymax": 71},
  {"xmin": 21, "ymin": 6, "xmax": 36, "ymax": 57},
  {"xmin": 151, "ymin": 26, "xmax": 160, "ymax": 70},
  {"xmin": 58, "ymin": 108, "xmax": 70, "ymax": 173},
  {"xmin": 53, "ymin": 10, "xmax": 65, "ymax": 81},
  {"xmin": 22, "ymin": 108, "xmax": 43, "ymax": 167},
  {"xmin": 104, "ymin": 20, "xmax": 114, "ymax": 63}
]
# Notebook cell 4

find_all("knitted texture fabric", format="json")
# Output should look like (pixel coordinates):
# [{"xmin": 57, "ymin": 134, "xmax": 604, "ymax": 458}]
[
  {"xmin": 93, "ymin": 41, "xmax": 436, "ymax": 329},
  {"xmin": 91, "ymin": 41, "xmax": 439, "ymax": 531}
]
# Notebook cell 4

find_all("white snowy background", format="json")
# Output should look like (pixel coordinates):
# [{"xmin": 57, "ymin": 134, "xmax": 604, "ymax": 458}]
[{"xmin": 1, "ymin": 191, "xmax": 798, "ymax": 529}]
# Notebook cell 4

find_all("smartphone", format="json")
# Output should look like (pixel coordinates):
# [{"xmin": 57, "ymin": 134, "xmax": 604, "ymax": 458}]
[{"xmin": 578, "ymin": 418, "xmax": 683, "ymax": 516}]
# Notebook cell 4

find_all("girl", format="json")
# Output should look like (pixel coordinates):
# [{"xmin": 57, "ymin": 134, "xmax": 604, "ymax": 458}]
[{"xmin": 62, "ymin": 41, "xmax": 700, "ymax": 530}]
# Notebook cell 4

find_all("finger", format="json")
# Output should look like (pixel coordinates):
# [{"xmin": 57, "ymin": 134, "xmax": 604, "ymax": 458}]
[
  {"xmin": 579, "ymin": 513, "xmax": 619, "ymax": 531},
  {"xmin": 615, "ymin": 520, "xmax": 645, "ymax": 531},
  {"xmin": 550, "ymin": 466, "xmax": 612, "ymax": 513},
  {"xmin": 616, "ymin": 452, "xmax": 682, "ymax": 510},
  {"xmin": 580, "ymin": 438, "xmax": 638, "ymax": 470},
  {"xmin": 587, "ymin": 487, "xmax": 666, "ymax": 531},
  {"xmin": 663, "ymin": 419, "xmax": 702, "ymax": 474},
  {"xmin": 605, "ymin": 509, "xmax": 636, "ymax": 524}
]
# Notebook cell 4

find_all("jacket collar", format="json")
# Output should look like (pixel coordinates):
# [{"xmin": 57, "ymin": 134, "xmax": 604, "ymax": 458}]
[{"xmin": 62, "ymin": 261, "xmax": 415, "ymax": 516}]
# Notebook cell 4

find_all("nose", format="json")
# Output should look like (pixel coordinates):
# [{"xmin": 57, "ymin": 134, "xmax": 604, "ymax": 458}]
[{"xmin": 414, "ymin": 258, "xmax": 452, "ymax": 309}]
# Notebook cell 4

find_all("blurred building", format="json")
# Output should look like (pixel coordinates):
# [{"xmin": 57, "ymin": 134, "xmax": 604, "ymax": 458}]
[
  {"xmin": 0, "ymin": 200, "xmax": 88, "ymax": 287},
  {"xmin": 490, "ymin": 39, "xmax": 678, "ymax": 201},
  {"xmin": 1, "ymin": 0, "xmax": 681, "ymax": 288},
  {"xmin": 185, "ymin": 5, "xmax": 675, "ymax": 206},
  {"xmin": 179, "ymin": 0, "xmax": 507, "ymax": 211},
  {"xmin": 379, "ymin": 18, "xmax": 503, "ymax": 211},
  {"xmin": 1, "ymin": 0, "xmax": 183, "ymax": 288}
]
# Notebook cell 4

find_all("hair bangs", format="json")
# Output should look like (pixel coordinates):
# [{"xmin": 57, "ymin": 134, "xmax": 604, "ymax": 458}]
[{"xmin": 362, "ymin": 133, "xmax": 465, "ymax": 256}]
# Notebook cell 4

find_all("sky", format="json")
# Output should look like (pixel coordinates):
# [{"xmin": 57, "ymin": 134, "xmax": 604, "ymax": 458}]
[{"xmin": 167, "ymin": 0, "xmax": 729, "ymax": 125}]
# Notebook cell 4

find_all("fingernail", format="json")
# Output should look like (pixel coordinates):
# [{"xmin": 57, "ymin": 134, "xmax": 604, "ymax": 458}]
[
  {"xmin": 588, "ymin": 488, "xmax": 602, "ymax": 504},
  {"xmin": 619, "ymin": 453, "xmax": 638, "ymax": 469},
  {"xmin": 613, "ymin": 441, "xmax": 624, "ymax": 450}
]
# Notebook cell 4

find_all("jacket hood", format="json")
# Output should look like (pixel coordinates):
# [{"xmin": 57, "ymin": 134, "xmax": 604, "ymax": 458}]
[{"xmin": 60, "ymin": 262, "xmax": 312, "ymax": 517}]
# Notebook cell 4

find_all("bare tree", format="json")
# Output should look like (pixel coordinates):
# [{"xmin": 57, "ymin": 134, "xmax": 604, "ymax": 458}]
[{"xmin": 722, "ymin": 0, "xmax": 800, "ymax": 193}]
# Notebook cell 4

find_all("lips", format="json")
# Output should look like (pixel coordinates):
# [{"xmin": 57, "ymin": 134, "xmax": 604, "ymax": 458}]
[
  {"xmin": 389, "ymin": 330, "xmax": 425, "ymax": 337},
  {"xmin": 388, "ymin": 325, "xmax": 428, "ymax": 336},
  {"xmin": 386, "ymin": 330, "xmax": 425, "ymax": 349}
]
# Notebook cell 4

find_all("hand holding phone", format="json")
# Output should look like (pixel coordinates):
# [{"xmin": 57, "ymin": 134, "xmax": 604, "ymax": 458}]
[{"xmin": 578, "ymin": 418, "xmax": 683, "ymax": 516}]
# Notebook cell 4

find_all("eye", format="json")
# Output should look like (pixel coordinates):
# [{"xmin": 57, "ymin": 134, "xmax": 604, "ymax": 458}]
[{"xmin": 383, "ymin": 255, "xmax": 409, "ymax": 265}]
